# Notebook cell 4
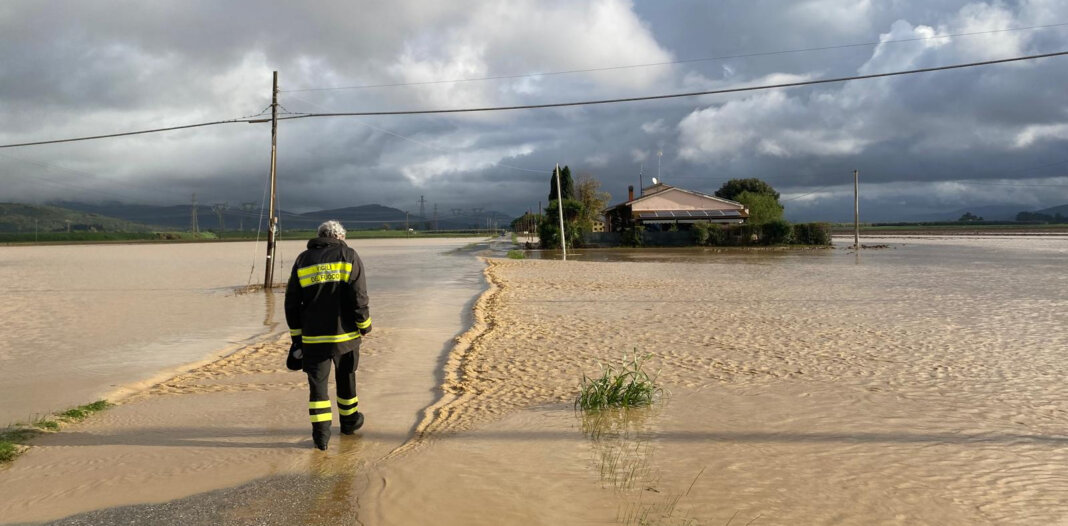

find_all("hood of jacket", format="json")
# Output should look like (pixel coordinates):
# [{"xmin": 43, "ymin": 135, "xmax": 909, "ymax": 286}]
[{"xmin": 307, "ymin": 236, "xmax": 347, "ymax": 250}]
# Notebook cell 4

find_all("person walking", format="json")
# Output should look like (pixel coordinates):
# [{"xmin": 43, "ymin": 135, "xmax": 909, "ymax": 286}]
[{"xmin": 285, "ymin": 220, "xmax": 371, "ymax": 450}]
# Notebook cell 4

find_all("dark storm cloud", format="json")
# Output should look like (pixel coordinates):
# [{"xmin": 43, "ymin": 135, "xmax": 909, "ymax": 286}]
[{"xmin": 1, "ymin": 0, "xmax": 1067, "ymax": 220}]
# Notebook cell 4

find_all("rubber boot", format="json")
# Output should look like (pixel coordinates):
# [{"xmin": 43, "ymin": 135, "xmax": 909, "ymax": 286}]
[
  {"xmin": 312, "ymin": 421, "xmax": 330, "ymax": 450},
  {"xmin": 340, "ymin": 412, "xmax": 364, "ymax": 435}
]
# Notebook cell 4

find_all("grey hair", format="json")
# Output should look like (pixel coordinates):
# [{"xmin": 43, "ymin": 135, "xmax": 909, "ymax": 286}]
[{"xmin": 317, "ymin": 220, "xmax": 347, "ymax": 239}]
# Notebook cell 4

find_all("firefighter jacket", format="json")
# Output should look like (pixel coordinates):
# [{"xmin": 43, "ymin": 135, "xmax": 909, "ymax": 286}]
[{"xmin": 285, "ymin": 236, "xmax": 371, "ymax": 358}]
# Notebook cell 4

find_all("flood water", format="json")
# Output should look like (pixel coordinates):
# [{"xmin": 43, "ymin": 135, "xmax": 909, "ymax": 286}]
[
  {"xmin": 1, "ymin": 234, "xmax": 1065, "ymax": 524},
  {"xmin": 0, "ymin": 238, "xmax": 487, "ymax": 427}
]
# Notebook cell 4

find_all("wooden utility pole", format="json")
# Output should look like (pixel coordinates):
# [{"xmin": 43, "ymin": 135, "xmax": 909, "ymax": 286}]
[
  {"xmin": 555, "ymin": 163, "xmax": 567, "ymax": 260},
  {"xmin": 853, "ymin": 169, "xmax": 860, "ymax": 249},
  {"xmin": 264, "ymin": 71, "xmax": 279, "ymax": 289}
]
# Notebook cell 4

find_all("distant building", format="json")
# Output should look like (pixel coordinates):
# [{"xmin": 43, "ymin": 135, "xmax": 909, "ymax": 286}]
[{"xmin": 602, "ymin": 182, "xmax": 748, "ymax": 233}]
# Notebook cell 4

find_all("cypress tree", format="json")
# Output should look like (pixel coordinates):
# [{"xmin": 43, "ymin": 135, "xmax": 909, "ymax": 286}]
[{"xmin": 548, "ymin": 165, "xmax": 576, "ymax": 201}]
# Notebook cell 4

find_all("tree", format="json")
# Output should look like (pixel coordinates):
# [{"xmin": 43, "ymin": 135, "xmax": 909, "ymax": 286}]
[
  {"xmin": 538, "ymin": 198, "xmax": 583, "ymax": 249},
  {"xmin": 510, "ymin": 212, "xmax": 542, "ymax": 232},
  {"xmin": 548, "ymin": 165, "xmax": 575, "ymax": 201},
  {"xmin": 958, "ymin": 212, "xmax": 983, "ymax": 222},
  {"xmin": 736, "ymin": 191, "xmax": 784, "ymax": 224},
  {"xmin": 714, "ymin": 178, "xmax": 781, "ymax": 202},
  {"xmin": 575, "ymin": 174, "xmax": 611, "ymax": 232}
]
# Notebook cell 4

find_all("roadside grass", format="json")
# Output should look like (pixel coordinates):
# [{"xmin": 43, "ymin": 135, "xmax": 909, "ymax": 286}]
[
  {"xmin": 577, "ymin": 353, "xmax": 661, "ymax": 411},
  {"xmin": 506, "ymin": 249, "xmax": 526, "ymax": 259},
  {"xmin": 58, "ymin": 400, "xmax": 111, "ymax": 421},
  {"xmin": 32, "ymin": 420, "xmax": 59, "ymax": 431},
  {"xmin": 0, "ymin": 400, "xmax": 112, "ymax": 464}
]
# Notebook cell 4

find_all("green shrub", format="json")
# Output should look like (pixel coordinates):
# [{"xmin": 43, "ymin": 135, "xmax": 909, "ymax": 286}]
[
  {"xmin": 691, "ymin": 222, "xmax": 711, "ymax": 245},
  {"xmin": 793, "ymin": 222, "xmax": 832, "ymax": 245},
  {"xmin": 761, "ymin": 219, "xmax": 793, "ymax": 245},
  {"xmin": 736, "ymin": 191, "xmax": 784, "ymax": 224},
  {"xmin": 577, "ymin": 353, "xmax": 661, "ymax": 410},
  {"xmin": 724, "ymin": 224, "xmax": 761, "ymax": 244},
  {"xmin": 621, "ymin": 226, "xmax": 645, "ymax": 247},
  {"xmin": 707, "ymin": 225, "xmax": 727, "ymax": 246},
  {"xmin": 506, "ymin": 249, "xmax": 526, "ymax": 259},
  {"xmin": 538, "ymin": 199, "xmax": 585, "ymax": 249}
]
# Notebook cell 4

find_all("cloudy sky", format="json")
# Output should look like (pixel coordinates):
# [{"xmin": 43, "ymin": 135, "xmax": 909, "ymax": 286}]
[{"xmin": 2, "ymin": 0, "xmax": 1068, "ymax": 221}]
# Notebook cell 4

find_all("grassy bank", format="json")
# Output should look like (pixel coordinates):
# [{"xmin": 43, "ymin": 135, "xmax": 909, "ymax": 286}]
[{"xmin": 0, "ymin": 400, "xmax": 111, "ymax": 463}]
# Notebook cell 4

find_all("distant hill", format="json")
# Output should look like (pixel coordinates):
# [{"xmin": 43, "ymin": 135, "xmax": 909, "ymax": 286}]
[
  {"xmin": 0, "ymin": 203, "xmax": 152, "ymax": 233},
  {"xmin": 1033, "ymin": 203, "xmax": 1068, "ymax": 216},
  {"xmin": 299, "ymin": 204, "xmax": 409, "ymax": 228},
  {"xmin": 907, "ymin": 205, "xmax": 1027, "ymax": 222},
  {"xmin": 300, "ymin": 204, "xmax": 511, "ymax": 230},
  {"xmin": 46, "ymin": 200, "xmax": 512, "ymax": 231},
  {"xmin": 53, "ymin": 200, "xmax": 272, "ymax": 232}
]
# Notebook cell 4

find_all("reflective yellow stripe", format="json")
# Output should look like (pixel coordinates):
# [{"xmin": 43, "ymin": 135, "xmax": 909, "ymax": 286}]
[
  {"xmin": 310, "ymin": 413, "xmax": 332, "ymax": 423},
  {"xmin": 339, "ymin": 407, "xmax": 359, "ymax": 416},
  {"xmin": 356, "ymin": 318, "xmax": 372, "ymax": 330},
  {"xmin": 297, "ymin": 262, "xmax": 352, "ymax": 277},
  {"xmin": 290, "ymin": 328, "xmax": 302, "ymax": 336},
  {"xmin": 297, "ymin": 262, "xmax": 353, "ymax": 288},
  {"xmin": 302, "ymin": 332, "xmax": 361, "ymax": 344},
  {"xmin": 309, "ymin": 400, "xmax": 331, "ymax": 409},
  {"xmin": 337, "ymin": 396, "xmax": 358, "ymax": 406}
]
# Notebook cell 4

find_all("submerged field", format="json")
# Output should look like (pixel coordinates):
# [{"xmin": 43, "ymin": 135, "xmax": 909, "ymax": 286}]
[{"xmin": 1, "ymin": 235, "xmax": 1065, "ymax": 524}]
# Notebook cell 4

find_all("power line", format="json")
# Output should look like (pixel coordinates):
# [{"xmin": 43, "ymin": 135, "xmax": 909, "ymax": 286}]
[
  {"xmin": 0, "ymin": 118, "xmax": 255, "ymax": 149},
  {"xmin": 285, "ymin": 92, "xmax": 545, "ymax": 173},
  {"xmin": 2, "ymin": 51, "xmax": 1066, "ymax": 150},
  {"xmin": 275, "ymin": 51, "xmax": 1068, "ymax": 119},
  {"xmin": 281, "ymin": 22, "xmax": 1068, "ymax": 92}
]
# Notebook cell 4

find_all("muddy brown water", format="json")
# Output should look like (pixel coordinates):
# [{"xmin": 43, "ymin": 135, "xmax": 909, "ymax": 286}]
[
  {"xmin": 0, "ymin": 238, "xmax": 487, "ymax": 427},
  {"xmin": 2, "ymin": 235, "xmax": 1066, "ymax": 524}
]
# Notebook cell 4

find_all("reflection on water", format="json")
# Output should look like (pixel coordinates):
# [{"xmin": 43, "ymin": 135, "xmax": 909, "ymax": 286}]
[
  {"xmin": 581, "ymin": 407, "xmax": 658, "ymax": 490},
  {"xmin": 580, "ymin": 405, "xmax": 709, "ymax": 525},
  {"xmin": 0, "ymin": 238, "xmax": 485, "ymax": 427}
]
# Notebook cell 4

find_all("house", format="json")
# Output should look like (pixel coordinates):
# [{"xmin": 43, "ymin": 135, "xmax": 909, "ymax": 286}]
[{"xmin": 602, "ymin": 182, "xmax": 748, "ymax": 233}]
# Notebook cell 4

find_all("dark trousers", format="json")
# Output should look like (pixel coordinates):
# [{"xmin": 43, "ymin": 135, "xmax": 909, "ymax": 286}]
[{"xmin": 303, "ymin": 349, "xmax": 360, "ymax": 437}]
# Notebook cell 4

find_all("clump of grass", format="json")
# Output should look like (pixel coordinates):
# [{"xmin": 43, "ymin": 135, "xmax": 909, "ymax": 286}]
[
  {"xmin": 506, "ymin": 249, "xmax": 526, "ymax": 259},
  {"xmin": 0, "ymin": 400, "xmax": 112, "ymax": 465},
  {"xmin": 0, "ymin": 428, "xmax": 38, "ymax": 463},
  {"xmin": 577, "ymin": 353, "xmax": 661, "ymax": 410},
  {"xmin": 0, "ymin": 441, "xmax": 18, "ymax": 463},
  {"xmin": 59, "ymin": 400, "xmax": 111, "ymax": 421},
  {"xmin": 33, "ymin": 420, "xmax": 59, "ymax": 431}
]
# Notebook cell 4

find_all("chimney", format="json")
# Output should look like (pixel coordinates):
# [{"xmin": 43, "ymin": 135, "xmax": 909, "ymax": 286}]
[{"xmin": 628, "ymin": 185, "xmax": 634, "ymax": 201}]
